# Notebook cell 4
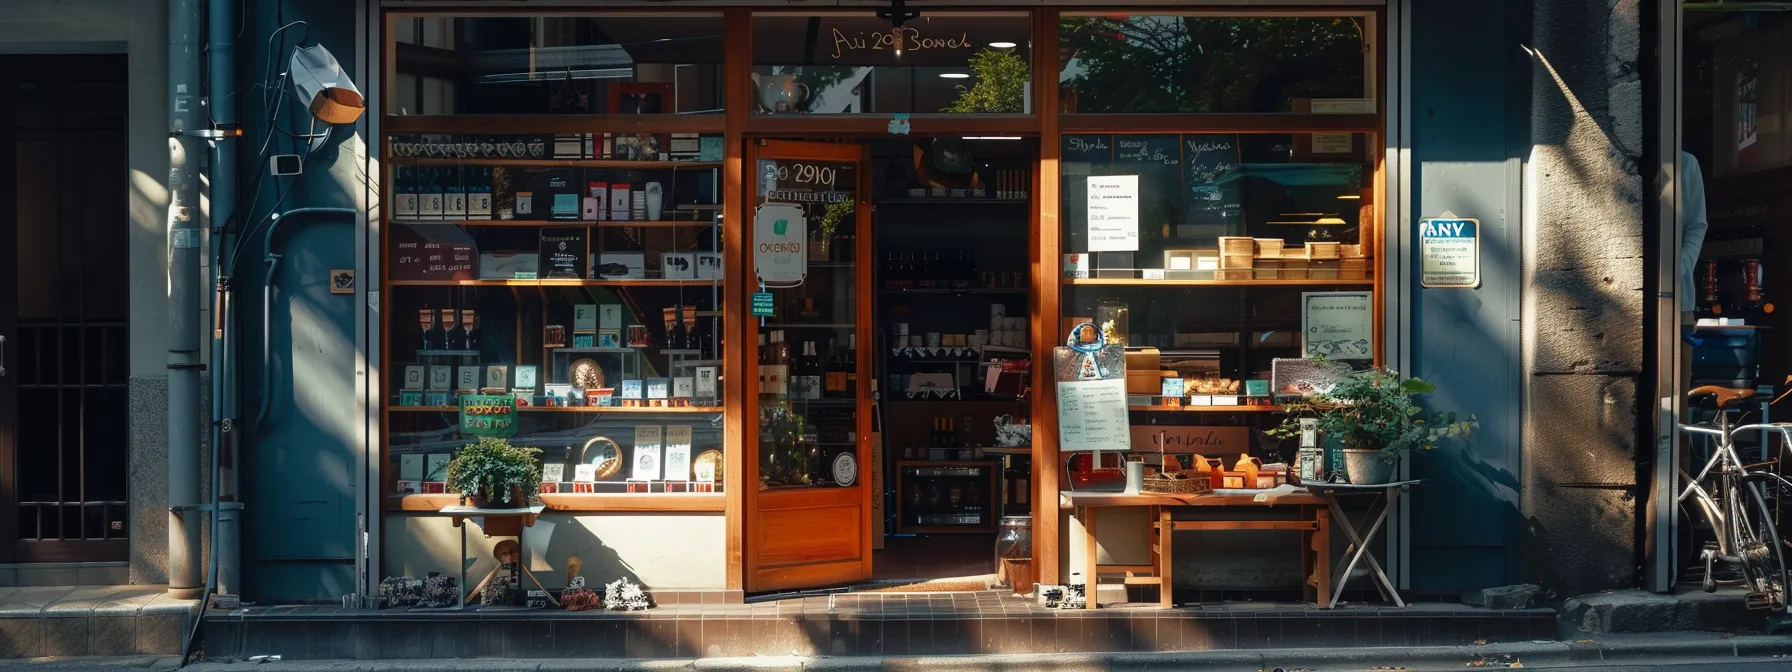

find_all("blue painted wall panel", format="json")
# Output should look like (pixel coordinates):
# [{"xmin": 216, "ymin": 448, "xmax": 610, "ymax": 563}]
[{"xmin": 1407, "ymin": 0, "xmax": 1530, "ymax": 592}]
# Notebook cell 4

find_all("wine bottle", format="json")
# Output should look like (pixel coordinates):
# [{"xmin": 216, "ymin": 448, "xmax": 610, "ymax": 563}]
[
  {"xmin": 440, "ymin": 308, "xmax": 460, "ymax": 350},
  {"xmin": 443, "ymin": 306, "xmax": 465, "ymax": 350},
  {"xmin": 418, "ymin": 307, "xmax": 438, "ymax": 351},
  {"xmin": 824, "ymin": 338, "xmax": 844, "ymax": 398},
  {"xmin": 670, "ymin": 304, "xmax": 689, "ymax": 351},
  {"xmin": 846, "ymin": 334, "xmax": 858, "ymax": 395},
  {"xmin": 800, "ymin": 341, "xmax": 822, "ymax": 400},
  {"xmin": 462, "ymin": 309, "xmax": 480, "ymax": 350}
]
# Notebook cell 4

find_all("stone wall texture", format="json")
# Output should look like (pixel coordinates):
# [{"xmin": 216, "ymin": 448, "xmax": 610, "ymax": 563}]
[{"xmin": 1523, "ymin": 0, "xmax": 1647, "ymax": 598}]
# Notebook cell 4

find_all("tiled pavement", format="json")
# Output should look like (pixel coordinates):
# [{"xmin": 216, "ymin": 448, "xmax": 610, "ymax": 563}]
[
  {"xmin": 0, "ymin": 585, "xmax": 195, "ymax": 658},
  {"xmin": 201, "ymin": 591, "xmax": 1558, "ymax": 660}
]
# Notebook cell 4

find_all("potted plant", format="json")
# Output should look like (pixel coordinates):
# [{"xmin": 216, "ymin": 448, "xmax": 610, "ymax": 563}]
[
  {"xmin": 446, "ymin": 437, "xmax": 543, "ymax": 508},
  {"xmin": 1269, "ymin": 366, "xmax": 1476, "ymax": 485}
]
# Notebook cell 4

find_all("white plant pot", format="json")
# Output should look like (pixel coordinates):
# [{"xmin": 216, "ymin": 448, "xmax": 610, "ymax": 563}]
[{"xmin": 645, "ymin": 182, "xmax": 663, "ymax": 221}]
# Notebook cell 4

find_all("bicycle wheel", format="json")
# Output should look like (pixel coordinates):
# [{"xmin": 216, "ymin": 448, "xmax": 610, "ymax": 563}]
[{"xmin": 1735, "ymin": 478, "xmax": 1788, "ymax": 610}]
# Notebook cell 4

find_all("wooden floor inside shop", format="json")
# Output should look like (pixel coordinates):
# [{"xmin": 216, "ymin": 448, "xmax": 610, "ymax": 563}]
[{"xmin": 868, "ymin": 534, "xmax": 996, "ymax": 590}]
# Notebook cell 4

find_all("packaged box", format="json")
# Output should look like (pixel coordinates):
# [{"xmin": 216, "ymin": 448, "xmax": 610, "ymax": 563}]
[
  {"xmin": 485, "ymin": 365, "xmax": 508, "ymax": 390},
  {"xmin": 610, "ymin": 183, "xmax": 632, "ymax": 222},
  {"xmin": 456, "ymin": 366, "xmax": 480, "ymax": 391},
  {"xmin": 594, "ymin": 253, "xmax": 645, "ymax": 280},
  {"xmin": 696, "ymin": 252, "xmax": 722, "ymax": 280},
  {"xmin": 479, "ymin": 252, "xmax": 538, "ymax": 279},
  {"xmin": 662, "ymin": 253, "xmax": 697, "ymax": 280},
  {"xmin": 1218, "ymin": 236, "xmax": 1255, "ymax": 256},
  {"xmin": 1254, "ymin": 238, "xmax": 1284, "ymax": 258}
]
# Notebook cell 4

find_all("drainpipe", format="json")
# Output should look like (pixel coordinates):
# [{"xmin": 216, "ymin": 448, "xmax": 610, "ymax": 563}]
[
  {"xmin": 166, "ymin": 0, "xmax": 204, "ymax": 601},
  {"xmin": 207, "ymin": 0, "xmax": 242, "ymax": 604}
]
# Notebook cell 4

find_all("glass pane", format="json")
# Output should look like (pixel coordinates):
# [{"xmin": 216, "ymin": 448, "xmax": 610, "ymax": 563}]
[
  {"xmin": 1058, "ymin": 15, "xmax": 1369, "ymax": 114},
  {"xmin": 383, "ymin": 130, "xmax": 728, "ymax": 499},
  {"xmin": 393, "ymin": 14, "xmax": 725, "ymax": 115},
  {"xmin": 755, "ymin": 156, "xmax": 862, "ymax": 490},
  {"xmin": 1060, "ymin": 133, "xmax": 1375, "ymax": 281},
  {"xmin": 751, "ymin": 13, "xmax": 1031, "ymax": 114}
]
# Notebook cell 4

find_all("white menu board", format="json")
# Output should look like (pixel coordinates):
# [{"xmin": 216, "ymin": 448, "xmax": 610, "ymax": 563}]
[
  {"xmin": 1085, "ymin": 175, "xmax": 1139, "ymax": 252},
  {"xmin": 1055, "ymin": 378, "xmax": 1132, "ymax": 453},
  {"xmin": 1301, "ymin": 291, "xmax": 1374, "ymax": 360}
]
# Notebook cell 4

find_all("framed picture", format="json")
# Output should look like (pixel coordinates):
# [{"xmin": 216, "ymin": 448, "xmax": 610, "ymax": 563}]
[{"xmin": 610, "ymin": 83, "xmax": 673, "ymax": 115}]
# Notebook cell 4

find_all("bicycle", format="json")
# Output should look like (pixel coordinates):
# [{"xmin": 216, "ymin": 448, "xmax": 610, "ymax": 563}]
[{"xmin": 1677, "ymin": 383, "xmax": 1792, "ymax": 611}]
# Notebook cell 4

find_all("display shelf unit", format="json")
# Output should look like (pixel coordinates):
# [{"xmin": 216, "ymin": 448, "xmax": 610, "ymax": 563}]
[
  {"xmin": 1063, "ymin": 278, "xmax": 1373, "ymax": 287},
  {"xmin": 389, "ymin": 279, "xmax": 718, "ymax": 288},
  {"xmin": 392, "ymin": 158, "xmax": 722, "ymax": 169},
  {"xmin": 391, "ymin": 219, "xmax": 721, "ymax": 229}
]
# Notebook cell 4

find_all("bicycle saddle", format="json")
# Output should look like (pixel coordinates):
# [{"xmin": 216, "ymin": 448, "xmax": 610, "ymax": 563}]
[{"xmin": 1689, "ymin": 385, "xmax": 1758, "ymax": 409}]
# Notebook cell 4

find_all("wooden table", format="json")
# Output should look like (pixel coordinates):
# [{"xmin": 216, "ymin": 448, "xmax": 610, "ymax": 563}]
[{"xmin": 1061, "ymin": 490, "xmax": 1332, "ymax": 609}]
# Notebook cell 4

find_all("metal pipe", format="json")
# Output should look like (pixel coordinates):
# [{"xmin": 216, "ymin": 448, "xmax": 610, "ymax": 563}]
[
  {"xmin": 166, "ymin": 0, "xmax": 204, "ymax": 601},
  {"xmin": 255, "ymin": 208, "xmax": 357, "ymax": 430},
  {"xmin": 208, "ymin": 0, "xmax": 241, "ymax": 603}
]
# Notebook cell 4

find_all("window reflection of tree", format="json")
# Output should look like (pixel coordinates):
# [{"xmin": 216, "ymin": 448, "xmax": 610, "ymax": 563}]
[{"xmin": 1059, "ymin": 16, "xmax": 1366, "ymax": 113}]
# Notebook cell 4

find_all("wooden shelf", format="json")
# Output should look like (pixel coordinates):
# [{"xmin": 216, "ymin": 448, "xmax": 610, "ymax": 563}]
[
  {"xmin": 878, "ymin": 197, "xmax": 1029, "ymax": 205},
  {"xmin": 388, "ymin": 278, "xmax": 718, "ymax": 288},
  {"xmin": 391, "ymin": 219, "xmax": 717, "ymax": 228},
  {"xmin": 389, "ymin": 405, "xmax": 725, "ymax": 414},
  {"xmin": 1063, "ymin": 277, "xmax": 1373, "ymax": 287},
  {"xmin": 880, "ymin": 288, "xmax": 1028, "ymax": 295},
  {"xmin": 1129, "ymin": 405, "xmax": 1283, "ymax": 413},
  {"xmin": 392, "ymin": 158, "xmax": 720, "ymax": 169},
  {"xmin": 387, "ymin": 492, "xmax": 724, "ymax": 513}
]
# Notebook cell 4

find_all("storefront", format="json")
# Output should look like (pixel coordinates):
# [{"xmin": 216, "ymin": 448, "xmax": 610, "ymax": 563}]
[{"xmin": 377, "ymin": 6, "xmax": 1386, "ymax": 601}]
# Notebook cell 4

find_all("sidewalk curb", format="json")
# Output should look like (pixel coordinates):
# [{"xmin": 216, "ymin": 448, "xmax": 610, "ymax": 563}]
[{"xmin": 161, "ymin": 635, "xmax": 1792, "ymax": 671}]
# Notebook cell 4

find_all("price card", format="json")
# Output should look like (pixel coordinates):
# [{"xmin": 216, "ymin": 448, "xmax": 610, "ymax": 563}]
[
  {"xmin": 664, "ymin": 425, "xmax": 693, "ymax": 481},
  {"xmin": 632, "ymin": 426, "xmax": 664, "ymax": 481}
]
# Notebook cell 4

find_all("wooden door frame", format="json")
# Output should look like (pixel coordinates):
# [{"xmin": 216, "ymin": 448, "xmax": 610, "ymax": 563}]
[{"xmin": 742, "ymin": 139, "xmax": 876, "ymax": 592}]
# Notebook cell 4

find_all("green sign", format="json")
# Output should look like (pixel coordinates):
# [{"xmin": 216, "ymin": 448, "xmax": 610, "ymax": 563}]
[
  {"xmin": 459, "ymin": 394, "xmax": 518, "ymax": 438},
  {"xmin": 751, "ymin": 292, "xmax": 775, "ymax": 318}
]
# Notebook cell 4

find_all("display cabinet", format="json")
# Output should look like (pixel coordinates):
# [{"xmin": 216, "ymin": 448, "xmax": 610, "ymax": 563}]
[{"xmin": 383, "ymin": 129, "xmax": 730, "ymax": 508}]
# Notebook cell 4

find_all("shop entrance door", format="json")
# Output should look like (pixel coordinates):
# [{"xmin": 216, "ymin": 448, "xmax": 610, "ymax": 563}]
[{"xmin": 744, "ymin": 140, "xmax": 875, "ymax": 592}]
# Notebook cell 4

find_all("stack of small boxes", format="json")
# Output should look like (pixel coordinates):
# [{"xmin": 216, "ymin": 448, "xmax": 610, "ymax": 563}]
[{"xmin": 1204, "ymin": 237, "xmax": 1368, "ymax": 281}]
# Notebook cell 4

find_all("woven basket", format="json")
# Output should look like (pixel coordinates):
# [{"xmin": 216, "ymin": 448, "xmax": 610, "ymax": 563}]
[{"xmin": 1141, "ymin": 473, "xmax": 1213, "ymax": 495}]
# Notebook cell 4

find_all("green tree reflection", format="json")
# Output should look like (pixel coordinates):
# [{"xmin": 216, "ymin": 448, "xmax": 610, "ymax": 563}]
[{"xmin": 1059, "ymin": 16, "xmax": 1366, "ymax": 113}]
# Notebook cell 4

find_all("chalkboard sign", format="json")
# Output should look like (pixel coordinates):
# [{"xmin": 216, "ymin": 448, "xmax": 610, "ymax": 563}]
[
  {"xmin": 1114, "ymin": 135, "xmax": 1181, "ymax": 169},
  {"xmin": 390, "ymin": 224, "xmax": 478, "ymax": 281},
  {"xmin": 1063, "ymin": 135, "xmax": 1113, "ymax": 165},
  {"xmin": 1183, "ymin": 134, "xmax": 1242, "ymax": 235},
  {"xmin": 538, "ymin": 228, "xmax": 588, "ymax": 280}
]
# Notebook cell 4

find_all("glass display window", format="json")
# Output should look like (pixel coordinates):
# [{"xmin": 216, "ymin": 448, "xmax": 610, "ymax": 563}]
[
  {"xmin": 383, "ymin": 131, "xmax": 728, "ymax": 505},
  {"xmin": 751, "ymin": 13, "xmax": 1032, "ymax": 115},
  {"xmin": 1057, "ymin": 14, "xmax": 1374, "ymax": 114},
  {"xmin": 391, "ymin": 14, "xmax": 725, "ymax": 116}
]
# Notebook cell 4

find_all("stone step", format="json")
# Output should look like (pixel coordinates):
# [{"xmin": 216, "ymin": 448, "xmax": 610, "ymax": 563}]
[
  {"xmin": 200, "ymin": 593, "xmax": 1555, "ymax": 661},
  {"xmin": 0, "ymin": 586, "xmax": 195, "ymax": 658}
]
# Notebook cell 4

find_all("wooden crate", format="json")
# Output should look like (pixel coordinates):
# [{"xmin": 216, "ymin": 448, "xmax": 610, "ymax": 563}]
[
  {"xmin": 1306, "ymin": 241, "xmax": 1340, "ymax": 260},
  {"xmin": 1219, "ymin": 236, "xmax": 1256, "ymax": 257},
  {"xmin": 1254, "ymin": 238, "xmax": 1285, "ymax": 258}
]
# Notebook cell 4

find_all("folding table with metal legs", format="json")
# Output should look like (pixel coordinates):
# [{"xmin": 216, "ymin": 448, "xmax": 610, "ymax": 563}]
[{"xmin": 1304, "ymin": 480, "xmax": 1421, "ymax": 608}]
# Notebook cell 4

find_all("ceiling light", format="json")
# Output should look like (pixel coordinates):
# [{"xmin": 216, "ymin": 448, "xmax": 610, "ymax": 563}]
[
  {"xmin": 940, "ymin": 73, "xmax": 970, "ymax": 79},
  {"xmin": 989, "ymin": 41, "xmax": 1017, "ymax": 48},
  {"xmin": 963, "ymin": 136, "xmax": 1022, "ymax": 140},
  {"xmin": 1337, "ymin": 194, "xmax": 1361, "ymax": 200}
]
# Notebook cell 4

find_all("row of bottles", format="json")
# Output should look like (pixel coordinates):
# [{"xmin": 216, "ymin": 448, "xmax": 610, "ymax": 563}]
[
  {"xmin": 902, "ymin": 470, "xmax": 988, "ymax": 527},
  {"xmin": 758, "ymin": 331, "xmax": 858, "ymax": 400},
  {"xmin": 418, "ymin": 306, "xmax": 482, "ymax": 351},
  {"xmin": 393, "ymin": 166, "xmax": 496, "ymax": 219},
  {"xmin": 1698, "ymin": 259, "xmax": 1774, "ymax": 318}
]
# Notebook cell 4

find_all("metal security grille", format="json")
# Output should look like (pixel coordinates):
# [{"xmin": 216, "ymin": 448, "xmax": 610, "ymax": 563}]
[{"xmin": 3, "ymin": 56, "xmax": 131, "ymax": 563}]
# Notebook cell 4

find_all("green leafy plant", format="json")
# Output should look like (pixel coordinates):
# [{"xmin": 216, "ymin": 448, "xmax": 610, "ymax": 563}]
[
  {"xmin": 445, "ymin": 437, "xmax": 543, "ymax": 505},
  {"xmin": 1268, "ymin": 366, "xmax": 1476, "ymax": 461},
  {"xmin": 942, "ymin": 49, "xmax": 1029, "ymax": 113}
]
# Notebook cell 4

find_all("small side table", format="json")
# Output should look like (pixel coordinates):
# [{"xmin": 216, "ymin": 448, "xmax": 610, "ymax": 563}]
[
  {"xmin": 438, "ymin": 504, "xmax": 547, "ymax": 609},
  {"xmin": 1301, "ymin": 480, "xmax": 1421, "ymax": 608}
]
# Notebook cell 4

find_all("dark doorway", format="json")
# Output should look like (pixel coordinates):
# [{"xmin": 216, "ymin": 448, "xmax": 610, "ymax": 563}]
[{"xmin": 0, "ymin": 54, "xmax": 130, "ymax": 563}]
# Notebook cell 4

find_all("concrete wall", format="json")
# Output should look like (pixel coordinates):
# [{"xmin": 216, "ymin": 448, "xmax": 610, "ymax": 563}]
[
  {"xmin": 0, "ymin": 0, "xmax": 175, "ymax": 585},
  {"xmin": 384, "ymin": 513, "xmax": 728, "ymax": 591},
  {"xmin": 1523, "ymin": 0, "xmax": 1647, "ymax": 597}
]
